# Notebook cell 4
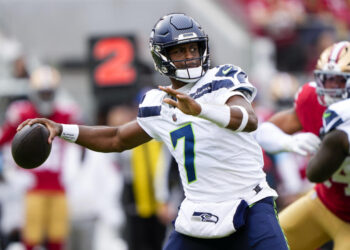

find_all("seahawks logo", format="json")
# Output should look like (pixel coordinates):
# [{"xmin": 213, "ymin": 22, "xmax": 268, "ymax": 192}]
[{"xmin": 192, "ymin": 212, "xmax": 219, "ymax": 224}]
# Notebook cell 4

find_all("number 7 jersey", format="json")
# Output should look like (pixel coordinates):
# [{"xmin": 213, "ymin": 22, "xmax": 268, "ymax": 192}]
[{"xmin": 137, "ymin": 64, "xmax": 277, "ymax": 204}]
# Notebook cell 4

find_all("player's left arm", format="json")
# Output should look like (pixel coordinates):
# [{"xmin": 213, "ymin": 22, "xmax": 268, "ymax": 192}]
[
  {"xmin": 159, "ymin": 86, "xmax": 257, "ymax": 132},
  {"xmin": 307, "ymin": 129, "xmax": 349, "ymax": 182},
  {"xmin": 225, "ymin": 94, "xmax": 257, "ymax": 131}
]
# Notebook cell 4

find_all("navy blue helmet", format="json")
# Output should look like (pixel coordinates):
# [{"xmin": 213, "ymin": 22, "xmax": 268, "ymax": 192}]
[{"xmin": 149, "ymin": 13, "xmax": 210, "ymax": 83}]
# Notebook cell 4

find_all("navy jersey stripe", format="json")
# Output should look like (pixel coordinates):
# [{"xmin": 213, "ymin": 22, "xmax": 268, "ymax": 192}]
[
  {"xmin": 189, "ymin": 80, "xmax": 253, "ymax": 100},
  {"xmin": 189, "ymin": 80, "xmax": 234, "ymax": 99},
  {"xmin": 138, "ymin": 106, "xmax": 161, "ymax": 118},
  {"xmin": 237, "ymin": 71, "xmax": 248, "ymax": 84},
  {"xmin": 323, "ymin": 109, "xmax": 344, "ymax": 133},
  {"xmin": 329, "ymin": 118, "xmax": 344, "ymax": 132}
]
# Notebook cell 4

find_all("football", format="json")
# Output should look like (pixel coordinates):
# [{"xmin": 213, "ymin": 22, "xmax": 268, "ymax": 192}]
[{"xmin": 11, "ymin": 123, "xmax": 52, "ymax": 169}]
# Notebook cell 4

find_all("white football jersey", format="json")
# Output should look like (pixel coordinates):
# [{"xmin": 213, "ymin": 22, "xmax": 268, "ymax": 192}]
[
  {"xmin": 137, "ymin": 64, "xmax": 277, "ymax": 204},
  {"xmin": 323, "ymin": 98, "xmax": 350, "ymax": 150}
]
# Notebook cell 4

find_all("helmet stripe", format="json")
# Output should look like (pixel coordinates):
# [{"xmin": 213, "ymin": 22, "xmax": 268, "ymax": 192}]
[{"xmin": 329, "ymin": 41, "xmax": 348, "ymax": 63}]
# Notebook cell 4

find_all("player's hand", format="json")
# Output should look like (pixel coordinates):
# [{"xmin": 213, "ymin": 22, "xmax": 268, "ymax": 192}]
[
  {"xmin": 285, "ymin": 132, "xmax": 321, "ymax": 156},
  {"xmin": 159, "ymin": 86, "xmax": 201, "ymax": 116},
  {"xmin": 156, "ymin": 202, "xmax": 177, "ymax": 225},
  {"xmin": 17, "ymin": 118, "xmax": 62, "ymax": 144}
]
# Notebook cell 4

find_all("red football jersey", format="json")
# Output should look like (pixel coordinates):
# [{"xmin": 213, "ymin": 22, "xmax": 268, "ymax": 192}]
[
  {"xmin": 0, "ymin": 100, "xmax": 79, "ymax": 192},
  {"xmin": 294, "ymin": 82, "xmax": 350, "ymax": 222},
  {"xmin": 294, "ymin": 82, "xmax": 326, "ymax": 136}
]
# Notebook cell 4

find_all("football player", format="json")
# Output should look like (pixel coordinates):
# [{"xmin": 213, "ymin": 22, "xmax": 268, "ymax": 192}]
[
  {"xmin": 18, "ymin": 13, "xmax": 288, "ymax": 249},
  {"xmin": 255, "ymin": 41, "xmax": 350, "ymax": 249},
  {"xmin": 0, "ymin": 66, "xmax": 80, "ymax": 250}
]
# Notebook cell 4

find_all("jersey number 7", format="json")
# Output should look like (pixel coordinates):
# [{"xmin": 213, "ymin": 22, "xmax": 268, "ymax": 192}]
[{"xmin": 170, "ymin": 123, "xmax": 197, "ymax": 183}]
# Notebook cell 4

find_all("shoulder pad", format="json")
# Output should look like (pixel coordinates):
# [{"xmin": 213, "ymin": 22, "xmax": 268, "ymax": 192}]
[
  {"xmin": 215, "ymin": 64, "xmax": 240, "ymax": 78},
  {"xmin": 322, "ymin": 96, "xmax": 350, "ymax": 133},
  {"xmin": 294, "ymin": 82, "xmax": 317, "ymax": 102},
  {"xmin": 322, "ymin": 109, "xmax": 343, "ymax": 133},
  {"xmin": 139, "ymin": 88, "xmax": 165, "ymax": 107},
  {"xmin": 220, "ymin": 64, "xmax": 249, "ymax": 84},
  {"xmin": 323, "ymin": 98, "xmax": 350, "ymax": 134},
  {"xmin": 213, "ymin": 64, "xmax": 248, "ymax": 83}
]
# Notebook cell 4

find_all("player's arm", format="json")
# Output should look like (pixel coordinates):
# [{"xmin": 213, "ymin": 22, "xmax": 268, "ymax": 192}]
[
  {"xmin": 254, "ymin": 108, "xmax": 321, "ymax": 156},
  {"xmin": 17, "ymin": 118, "xmax": 152, "ymax": 153},
  {"xmin": 268, "ymin": 108, "xmax": 302, "ymax": 134},
  {"xmin": 159, "ymin": 86, "xmax": 257, "ymax": 132},
  {"xmin": 307, "ymin": 129, "xmax": 349, "ymax": 182},
  {"xmin": 224, "ymin": 94, "xmax": 257, "ymax": 131}
]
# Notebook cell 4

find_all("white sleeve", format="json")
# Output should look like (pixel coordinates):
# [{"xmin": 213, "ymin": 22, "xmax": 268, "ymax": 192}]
[
  {"xmin": 254, "ymin": 122, "xmax": 293, "ymax": 153},
  {"xmin": 136, "ymin": 89, "xmax": 164, "ymax": 141},
  {"xmin": 254, "ymin": 122, "xmax": 321, "ymax": 156},
  {"xmin": 219, "ymin": 90, "xmax": 255, "ymax": 105}
]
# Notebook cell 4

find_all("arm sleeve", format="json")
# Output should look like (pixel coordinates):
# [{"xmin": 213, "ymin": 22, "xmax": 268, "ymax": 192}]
[
  {"xmin": 254, "ymin": 122, "xmax": 292, "ymax": 153},
  {"xmin": 136, "ymin": 90, "xmax": 164, "ymax": 141}
]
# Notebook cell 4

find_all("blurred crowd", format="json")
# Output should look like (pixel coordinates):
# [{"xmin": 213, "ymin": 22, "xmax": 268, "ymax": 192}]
[
  {"xmin": 228, "ymin": 0, "xmax": 350, "ymax": 211},
  {"xmin": 0, "ymin": 0, "xmax": 349, "ymax": 249},
  {"xmin": 235, "ymin": 0, "xmax": 349, "ymax": 74}
]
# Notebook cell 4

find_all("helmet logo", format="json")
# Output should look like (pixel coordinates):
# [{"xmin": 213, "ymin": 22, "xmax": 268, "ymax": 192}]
[
  {"xmin": 178, "ymin": 33, "xmax": 198, "ymax": 40},
  {"xmin": 161, "ymin": 66, "xmax": 168, "ymax": 73},
  {"xmin": 328, "ymin": 62, "xmax": 335, "ymax": 70},
  {"xmin": 155, "ymin": 45, "xmax": 161, "ymax": 52},
  {"xmin": 324, "ymin": 61, "xmax": 341, "ymax": 72}
]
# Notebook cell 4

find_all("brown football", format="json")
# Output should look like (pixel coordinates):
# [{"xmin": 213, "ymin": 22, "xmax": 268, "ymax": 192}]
[{"xmin": 11, "ymin": 123, "xmax": 52, "ymax": 169}]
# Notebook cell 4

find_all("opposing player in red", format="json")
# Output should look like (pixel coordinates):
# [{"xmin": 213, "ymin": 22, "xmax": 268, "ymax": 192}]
[
  {"xmin": 0, "ymin": 66, "xmax": 80, "ymax": 250},
  {"xmin": 255, "ymin": 41, "xmax": 350, "ymax": 249}
]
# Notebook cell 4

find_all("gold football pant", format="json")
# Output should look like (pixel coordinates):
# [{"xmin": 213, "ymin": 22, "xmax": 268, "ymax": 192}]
[
  {"xmin": 23, "ymin": 191, "xmax": 69, "ymax": 246},
  {"xmin": 279, "ymin": 190, "xmax": 350, "ymax": 250}
]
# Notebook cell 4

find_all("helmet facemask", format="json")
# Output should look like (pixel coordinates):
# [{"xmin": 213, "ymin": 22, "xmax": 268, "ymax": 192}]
[
  {"xmin": 151, "ymin": 39, "xmax": 209, "ymax": 83},
  {"xmin": 30, "ymin": 88, "xmax": 56, "ymax": 116},
  {"xmin": 28, "ymin": 66, "xmax": 60, "ymax": 116},
  {"xmin": 314, "ymin": 70, "xmax": 350, "ymax": 106},
  {"xmin": 169, "ymin": 40, "xmax": 209, "ymax": 83}
]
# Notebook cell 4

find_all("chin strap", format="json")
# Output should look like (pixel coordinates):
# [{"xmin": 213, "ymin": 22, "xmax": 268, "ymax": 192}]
[{"xmin": 175, "ymin": 66, "xmax": 204, "ymax": 83}]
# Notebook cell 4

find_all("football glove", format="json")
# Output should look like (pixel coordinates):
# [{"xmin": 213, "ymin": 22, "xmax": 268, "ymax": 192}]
[
  {"xmin": 255, "ymin": 122, "xmax": 321, "ymax": 156},
  {"xmin": 284, "ymin": 132, "xmax": 321, "ymax": 156}
]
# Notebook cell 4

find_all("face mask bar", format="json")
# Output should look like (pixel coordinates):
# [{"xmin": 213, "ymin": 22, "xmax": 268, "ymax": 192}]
[
  {"xmin": 37, "ymin": 89, "xmax": 56, "ymax": 101},
  {"xmin": 170, "ymin": 55, "xmax": 207, "ymax": 82},
  {"xmin": 151, "ymin": 38, "xmax": 209, "ymax": 82}
]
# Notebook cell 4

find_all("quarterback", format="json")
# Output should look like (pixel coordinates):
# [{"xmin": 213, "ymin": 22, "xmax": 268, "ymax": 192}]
[
  {"xmin": 255, "ymin": 41, "xmax": 350, "ymax": 249},
  {"xmin": 18, "ymin": 13, "xmax": 288, "ymax": 249}
]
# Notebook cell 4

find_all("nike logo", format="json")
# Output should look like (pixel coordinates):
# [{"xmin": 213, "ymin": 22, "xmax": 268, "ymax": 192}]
[
  {"xmin": 222, "ymin": 66, "xmax": 232, "ymax": 75},
  {"xmin": 323, "ymin": 112, "xmax": 331, "ymax": 118}
]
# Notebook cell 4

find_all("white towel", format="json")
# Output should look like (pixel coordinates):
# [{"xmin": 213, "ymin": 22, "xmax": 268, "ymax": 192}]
[{"xmin": 175, "ymin": 198, "xmax": 248, "ymax": 239}]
